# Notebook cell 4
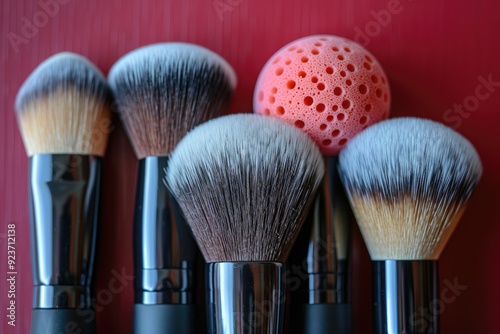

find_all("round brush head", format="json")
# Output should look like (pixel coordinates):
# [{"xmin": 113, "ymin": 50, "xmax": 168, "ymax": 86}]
[
  {"xmin": 15, "ymin": 52, "xmax": 112, "ymax": 156},
  {"xmin": 338, "ymin": 117, "xmax": 482, "ymax": 260},
  {"xmin": 108, "ymin": 42, "xmax": 237, "ymax": 159},
  {"xmin": 254, "ymin": 35, "xmax": 390, "ymax": 156},
  {"xmin": 166, "ymin": 114, "xmax": 324, "ymax": 263}
]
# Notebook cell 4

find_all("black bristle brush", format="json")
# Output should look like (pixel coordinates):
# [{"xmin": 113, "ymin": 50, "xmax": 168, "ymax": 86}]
[
  {"xmin": 108, "ymin": 42, "xmax": 236, "ymax": 334},
  {"xmin": 166, "ymin": 114, "xmax": 324, "ymax": 334}
]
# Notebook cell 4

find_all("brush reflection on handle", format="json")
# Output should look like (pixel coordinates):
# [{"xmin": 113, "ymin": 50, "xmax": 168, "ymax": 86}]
[
  {"xmin": 206, "ymin": 262, "xmax": 285, "ymax": 334},
  {"xmin": 29, "ymin": 154, "xmax": 101, "ymax": 334},
  {"xmin": 290, "ymin": 157, "xmax": 352, "ymax": 333},
  {"xmin": 133, "ymin": 156, "xmax": 198, "ymax": 334},
  {"xmin": 373, "ymin": 260, "xmax": 438, "ymax": 334}
]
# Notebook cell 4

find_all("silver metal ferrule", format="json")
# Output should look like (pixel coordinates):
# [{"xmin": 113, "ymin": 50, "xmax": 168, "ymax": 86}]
[
  {"xmin": 206, "ymin": 262, "xmax": 285, "ymax": 334},
  {"xmin": 373, "ymin": 260, "xmax": 439, "ymax": 334}
]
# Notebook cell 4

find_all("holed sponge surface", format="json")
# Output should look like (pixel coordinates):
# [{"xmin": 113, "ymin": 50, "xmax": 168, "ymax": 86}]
[{"xmin": 254, "ymin": 35, "xmax": 390, "ymax": 156}]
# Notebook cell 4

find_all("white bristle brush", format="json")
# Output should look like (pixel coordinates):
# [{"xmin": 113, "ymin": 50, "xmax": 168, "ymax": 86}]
[
  {"xmin": 166, "ymin": 113, "xmax": 324, "ymax": 334},
  {"xmin": 338, "ymin": 117, "xmax": 482, "ymax": 334}
]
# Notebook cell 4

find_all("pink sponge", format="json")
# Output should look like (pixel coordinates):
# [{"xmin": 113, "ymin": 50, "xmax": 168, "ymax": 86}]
[{"xmin": 254, "ymin": 35, "xmax": 390, "ymax": 156}]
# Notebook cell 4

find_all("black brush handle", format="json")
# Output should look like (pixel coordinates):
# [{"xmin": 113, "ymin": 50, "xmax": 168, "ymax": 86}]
[
  {"xmin": 133, "ymin": 304, "xmax": 196, "ymax": 334},
  {"xmin": 31, "ymin": 309, "xmax": 95, "ymax": 334},
  {"xmin": 373, "ymin": 260, "xmax": 439, "ymax": 334},
  {"xmin": 134, "ymin": 157, "xmax": 199, "ymax": 333},
  {"xmin": 306, "ymin": 157, "xmax": 351, "ymax": 304},
  {"xmin": 302, "ymin": 303, "xmax": 351, "ymax": 333},
  {"xmin": 29, "ymin": 155, "xmax": 101, "ymax": 334},
  {"xmin": 288, "ymin": 157, "xmax": 352, "ymax": 333}
]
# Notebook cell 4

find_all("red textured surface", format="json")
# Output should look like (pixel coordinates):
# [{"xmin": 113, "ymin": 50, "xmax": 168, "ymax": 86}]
[
  {"xmin": 254, "ymin": 35, "xmax": 390, "ymax": 156},
  {"xmin": 1, "ymin": 0, "xmax": 500, "ymax": 333}
]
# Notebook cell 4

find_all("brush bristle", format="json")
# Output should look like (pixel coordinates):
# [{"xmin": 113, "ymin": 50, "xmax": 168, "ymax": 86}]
[
  {"xmin": 166, "ymin": 114, "xmax": 324, "ymax": 262},
  {"xmin": 338, "ymin": 117, "xmax": 482, "ymax": 260},
  {"xmin": 108, "ymin": 43, "xmax": 237, "ymax": 159},
  {"xmin": 15, "ymin": 52, "xmax": 112, "ymax": 156}
]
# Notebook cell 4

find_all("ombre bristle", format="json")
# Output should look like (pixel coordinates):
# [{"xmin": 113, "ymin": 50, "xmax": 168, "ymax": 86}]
[
  {"xmin": 338, "ymin": 117, "xmax": 482, "ymax": 260},
  {"xmin": 108, "ymin": 43, "xmax": 237, "ymax": 158},
  {"xmin": 15, "ymin": 52, "xmax": 112, "ymax": 156}
]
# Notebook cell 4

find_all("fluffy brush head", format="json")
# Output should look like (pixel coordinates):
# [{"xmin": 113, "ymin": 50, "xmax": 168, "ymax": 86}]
[
  {"xmin": 108, "ymin": 43, "xmax": 237, "ymax": 159},
  {"xmin": 339, "ymin": 117, "xmax": 482, "ymax": 260},
  {"xmin": 15, "ymin": 52, "xmax": 113, "ymax": 156},
  {"xmin": 166, "ymin": 114, "xmax": 324, "ymax": 263}
]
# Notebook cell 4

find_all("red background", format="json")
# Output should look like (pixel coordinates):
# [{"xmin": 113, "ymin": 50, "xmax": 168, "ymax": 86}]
[{"xmin": 1, "ymin": 0, "xmax": 499, "ymax": 333}]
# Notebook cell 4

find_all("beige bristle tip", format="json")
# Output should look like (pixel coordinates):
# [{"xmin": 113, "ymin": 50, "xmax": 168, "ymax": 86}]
[
  {"xmin": 350, "ymin": 195, "xmax": 468, "ymax": 260},
  {"xmin": 339, "ymin": 117, "xmax": 482, "ymax": 260},
  {"xmin": 15, "ymin": 52, "xmax": 112, "ymax": 156},
  {"xmin": 18, "ymin": 91, "xmax": 111, "ymax": 156}
]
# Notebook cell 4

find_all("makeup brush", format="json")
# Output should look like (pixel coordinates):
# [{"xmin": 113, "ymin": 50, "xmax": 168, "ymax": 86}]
[
  {"xmin": 108, "ymin": 42, "xmax": 236, "ymax": 334},
  {"xmin": 254, "ymin": 34, "xmax": 391, "ymax": 333},
  {"xmin": 15, "ymin": 52, "xmax": 113, "ymax": 334},
  {"xmin": 338, "ymin": 117, "xmax": 482, "ymax": 333},
  {"xmin": 166, "ymin": 114, "xmax": 324, "ymax": 334}
]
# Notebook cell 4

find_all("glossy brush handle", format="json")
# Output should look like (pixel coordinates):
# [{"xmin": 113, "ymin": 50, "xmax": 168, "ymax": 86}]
[
  {"xmin": 29, "ymin": 154, "xmax": 101, "ymax": 333},
  {"xmin": 133, "ymin": 157, "xmax": 200, "ymax": 332},
  {"xmin": 288, "ymin": 157, "xmax": 352, "ymax": 333},
  {"xmin": 134, "ymin": 157, "xmax": 198, "ymax": 304},
  {"xmin": 373, "ymin": 260, "xmax": 439, "ymax": 334},
  {"xmin": 207, "ymin": 262, "xmax": 285, "ymax": 334},
  {"xmin": 306, "ymin": 157, "xmax": 351, "ymax": 303}
]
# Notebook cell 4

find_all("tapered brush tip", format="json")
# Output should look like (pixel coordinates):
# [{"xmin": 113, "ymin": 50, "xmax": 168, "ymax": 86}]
[
  {"xmin": 108, "ymin": 43, "xmax": 237, "ymax": 158},
  {"xmin": 166, "ymin": 114, "xmax": 324, "ymax": 263},
  {"xmin": 15, "ymin": 52, "xmax": 112, "ymax": 156},
  {"xmin": 339, "ymin": 117, "xmax": 482, "ymax": 260}
]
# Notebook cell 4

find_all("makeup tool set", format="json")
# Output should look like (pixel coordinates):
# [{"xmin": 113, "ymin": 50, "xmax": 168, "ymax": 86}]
[{"xmin": 15, "ymin": 35, "xmax": 482, "ymax": 334}]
